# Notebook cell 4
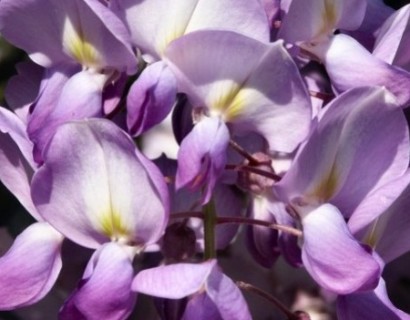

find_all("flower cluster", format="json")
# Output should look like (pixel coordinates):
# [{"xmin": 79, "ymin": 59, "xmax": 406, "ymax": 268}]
[{"xmin": 0, "ymin": 0, "xmax": 409, "ymax": 319}]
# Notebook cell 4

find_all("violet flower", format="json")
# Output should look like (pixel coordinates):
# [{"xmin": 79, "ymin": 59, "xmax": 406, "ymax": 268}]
[
  {"xmin": 30, "ymin": 119, "xmax": 169, "ymax": 318},
  {"xmin": 275, "ymin": 86, "xmax": 409, "ymax": 294},
  {"xmin": 164, "ymin": 30, "xmax": 312, "ymax": 202}
]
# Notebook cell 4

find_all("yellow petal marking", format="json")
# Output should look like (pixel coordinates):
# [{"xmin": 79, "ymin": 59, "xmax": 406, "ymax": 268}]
[
  {"xmin": 62, "ymin": 16, "xmax": 102, "ymax": 68},
  {"xmin": 310, "ymin": 164, "xmax": 340, "ymax": 202},
  {"xmin": 210, "ymin": 82, "xmax": 245, "ymax": 122},
  {"xmin": 318, "ymin": 0, "xmax": 338, "ymax": 39},
  {"xmin": 99, "ymin": 209, "xmax": 129, "ymax": 242}
]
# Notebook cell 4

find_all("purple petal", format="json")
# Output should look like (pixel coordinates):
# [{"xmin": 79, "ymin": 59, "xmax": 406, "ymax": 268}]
[
  {"xmin": 0, "ymin": 107, "xmax": 39, "ymax": 218},
  {"xmin": 132, "ymin": 260, "xmax": 217, "ymax": 299},
  {"xmin": 79, "ymin": 0, "xmax": 137, "ymax": 73},
  {"xmin": 28, "ymin": 69, "xmax": 106, "ymax": 163},
  {"xmin": 103, "ymin": 73, "xmax": 127, "ymax": 116},
  {"xmin": 111, "ymin": 0, "xmax": 269, "ymax": 61},
  {"xmin": 4, "ymin": 61, "xmax": 43, "ymax": 123},
  {"xmin": 348, "ymin": 172, "xmax": 410, "ymax": 237},
  {"xmin": 301, "ymin": 204, "xmax": 380, "ymax": 294},
  {"xmin": 164, "ymin": 30, "xmax": 311, "ymax": 153},
  {"xmin": 368, "ymin": 179, "xmax": 410, "ymax": 263},
  {"xmin": 176, "ymin": 117, "xmax": 229, "ymax": 204},
  {"xmin": 277, "ymin": 86, "xmax": 409, "ymax": 216},
  {"xmin": 182, "ymin": 292, "xmax": 222, "ymax": 320},
  {"xmin": 328, "ymin": 89, "xmax": 408, "ymax": 215},
  {"xmin": 25, "ymin": 64, "xmax": 77, "ymax": 163},
  {"xmin": 206, "ymin": 266, "xmax": 252, "ymax": 320},
  {"xmin": 32, "ymin": 119, "xmax": 168, "ymax": 248},
  {"xmin": 0, "ymin": 0, "xmax": 136, "ymax": 72},
  {"xmin": 246, "ymin": 196, "xmax": 280, "ymax": 268},
  {"xmin": 134, "ymin": 147, "xmax": 171, "ymax": 224},
  {"xmin": 127, "ymin": 61, "xmax": 177, "ymax": 136},
  {"xmin": 275, "ymin": 205, "xmax": 303, "ymax": 267},
  {"xmin": 307, "ymin": 34, "xmax": 410, "ymax": 107},
  {"xmin": 0, "ymin": 107, "xmax": 35, "ymax": 166},
  {"xmin": 0, "ymin": 0, "xmax": 67, "ymax": 66},
  {"xmin": 279, "ymin": 0, "xmax": 366, "ymax": 43},
  {"xmin": 212, "ymin": 185, "xmax": 243, "ymax": 250},
  {"xmin": 337, "ymin": 279, "xmax": 410, "ymax": 320},
  {"xmin": 0, "ymin": 223, "xmax": 63, "ymax": 309},
  {"xmin": 60, "ymin": 242, "xmax": 136, "ymax": 320},
  {"xmin": 261, "ymin": 0, "xmax": 281, "ymax": 29},
  {"xmin": 373, "ymin": 5, "xmax": 410, "ymax": 70},
  {"xmin": 346, "ymin": 0, "xmax": 394, "ymax": 50}
]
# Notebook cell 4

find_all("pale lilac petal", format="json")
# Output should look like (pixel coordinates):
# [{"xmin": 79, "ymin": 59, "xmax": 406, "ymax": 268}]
[
  {"xmin": 28, "ymin": 69, "xmax": 107, "ymax": 162},
  {"xmin": 176, "ymin": 117, "xmax": 229, "ymax": 204},
  {"xmin": 301, "ymin": 204, "xmax": 380, "ymax": 294},
  {"xmin": 182, "ymin": 292, "xmax": 222, "ymax": 320},
  {"xmin": 164, "ymin": 30, "xmax": 268, "ymax": 110},
  {"xmin": 348, "ymin": 172, "xmax": 410, "ymax": 236},
  {"xmin": 32, "ymin": 119, "xmax": 168, "ymax": 248},
  {"xmin": 0, "ymin": 134, "xmax": 38, "ymax": 219},
  {"xmin": 206, "ymin": 267, "xmax": 252, "ymax": 320},
  {"xmin": 274, "ymin": 204, "xmax": 303, "ymax": 267},
  {"xmin": 226, "ymin": 41, "xmax": 312, "ymax": 153},
  {"xmin": 132, "ymin": 260, "xmax": 217, "ymax": 299},
  {"xmin": 140, "ymin": 112, "xmax": 180, "ymax": 159},
  {"xmin": 337, "ymin": 279, "xmax": 410, "ymax": 320},
  {"xmin": 260, "ymin": 0, "xmax": 280, "ymax": 29},
  {"xmin": 279, "ymin": 0, "xmax": 366, "ymax": 43},
  {"xmin": 80, "ymin": 0, "xmax": 137, "ymax": 73},
  {"xmin": 0, "ymin": 0, "xmax": 136, "ymax": 72},
  {"xmin": 4, "ymin": 61, "xmax": 43, "ymax": 123},
  {"xmin": 279, "ymin": 0, "xmax": 334, "ymax": 43},
  {"xmin": 0, "ymin": 223, "xmax": 63, "ymax": 309},
  {"xmin": 212, "ymin": 185, "xmax": 242, "ymax": 250},
  {"xmin": 373, "ymin": 5, "xmax": 410, "ymax": 69},
  {"xmin": 165, "ymin": 31, "xmax": 311, "ymax": 153},
  {"xmin": 246, "ymin": 196, "xmax": 279, "ymax": 268},
  {"xmin": 369, "ymin": 180, "xmax": 410, "ymax": 263},
  {"xmin": 134, "ymin": 148, "xmax": 171, "ymax": 228},
  {"xmin": 127, "ymin": 61, "xmax": 177, "ymax": 136},
  {"xmin": 346, "ymin": 0, "xmax": 394, "ymax": 50},
  {"xmin": 0, "ymin": 0, "xmax": 67, "ymax": 66},
  {"xmin": 26, "ymin": 64, "xmax": 78, "ymax": 162},
  {"xmin": 0, "ymin": 107, "xmax": 39, "ymax": 218},
  {"xmin": 111, "ymin": 0, "xmax": 269, "ymax": 60},
  {"xmin": 336, "ymin": 0, "xmax": 367, "ymax": 31},
  {"xmin": 60, "ymin": 243, "xmax": 136, "ymax": 320},
  {"xmin": 0, "ymin": 107, "xmax": 35, "ymax": 166},
  {"xmin": 28, "ymin": 64, "xmax": 77, "ymax": 128},
  {"xmin": 183, "ymin": 0, "xmax": 269, "ymax": 41},
  {"xmin": 328, "ymin": 88, "xmax": 408, "ymax": 214},
  {"xmin": 277, "ymin": 87, "xmax": 409, "ymax": 216},
  {"xmin": 307, "ymin": 34, "xmax": 410, "ymax": 107}
]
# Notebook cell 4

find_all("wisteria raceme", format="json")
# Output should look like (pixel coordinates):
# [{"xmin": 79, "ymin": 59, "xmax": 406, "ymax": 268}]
[{"xmin": 0, "ymin": 0, "xmax": 409, "ymax": 319}]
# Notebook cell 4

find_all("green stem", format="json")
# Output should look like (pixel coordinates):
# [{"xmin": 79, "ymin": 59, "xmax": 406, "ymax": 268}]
[{"xmin": 203, "ymin": 200, "xmax": 217, "ymax": 260}]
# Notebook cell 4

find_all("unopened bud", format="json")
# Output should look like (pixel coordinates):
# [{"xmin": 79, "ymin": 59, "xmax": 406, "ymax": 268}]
[
  {"xmin": 237, "ymin": 152, "xmax": 275, "ymax": 194},
  {"xmin": 162, "ymin": 222, "xmax": 196, "ymax": 262}
]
